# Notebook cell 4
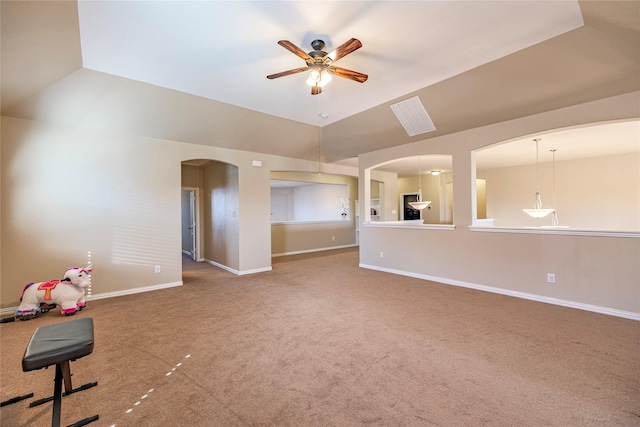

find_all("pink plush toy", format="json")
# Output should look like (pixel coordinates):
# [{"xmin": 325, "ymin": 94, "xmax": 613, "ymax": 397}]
[{"xmin": 15, "ymin": 267, "xmax": 92, "ymax": 320}]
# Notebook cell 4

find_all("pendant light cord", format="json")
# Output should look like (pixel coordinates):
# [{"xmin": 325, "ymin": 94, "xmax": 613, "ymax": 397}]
[
  {"xmin": 416, "ymin": 157, "xmax": 422, "ymax": 202},
  {"xmin": 551, "ymin": 149, "xmax": 556, "ymax": 208},
  {"xmin": 551, "ymin": 149, "xmax": 559, "ymax": 226},
  {"xmin": 533, "ymin": 138, "xmax": 542, "ymax": 209},
  {"xmin": 523, "ymin": 137, "xmax": 554, "ymax": 220},
  {"xmin": 535, "ymin": 139, "xmax": 540, "ymax": 192}
]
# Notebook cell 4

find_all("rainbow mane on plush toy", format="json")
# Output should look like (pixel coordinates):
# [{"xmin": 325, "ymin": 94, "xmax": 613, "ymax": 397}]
[{"xmin": 15, "ymin": 267, "xmax": 93, "ymax": 320}]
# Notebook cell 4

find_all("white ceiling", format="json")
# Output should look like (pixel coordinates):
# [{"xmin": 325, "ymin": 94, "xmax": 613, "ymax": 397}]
[
  {"xmin": 3, "ymin": 1, "xmax": 637, "ymax": 177},
  {"xmin": 474, "ymin": 120, "xmax": 640, "ymax": 169},
  {"xmin": 77, "ymin": 1, "xmax": 583, "ymax": 127},
  {"xmin": 361, "ymin": 119, "xmax": 640, "ymax": 176}
]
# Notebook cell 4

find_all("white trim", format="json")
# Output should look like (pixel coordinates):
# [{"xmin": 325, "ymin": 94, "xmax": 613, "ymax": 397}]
[
  {"xmin": 359, "ymin": 263, "xmax": 640, "ymax": 321},
  {"xmin": 0, "ymin": 281, "xmax": 183, "ymax": 316},
  {"xmin": 470, "ymin": 226, "xmax": 639, "ymax": 238},
  {"xmin": 238, "ymin": 266, "xmax": 272, "ymax": 275},
  {"xmin": 204, "ymin": 259, "xmax": 272, "ymax": 275},
  {"xmin": 365, "ymin": 223, "xmax": 455, "ymax": 231},
  {"xmin": 181, "ymin": 186, "xmax": 200, "ymax": 261},
  {"xmin": 88, "ymin": 281, "xmax": 183, "ymax": 301},
  {"xmin": 272, "ymin": 244, "xmax": 358, "ymax": 258},
  {"xmin": 271, "ymin": 220, "xmax": 352, "ymax": 225}
]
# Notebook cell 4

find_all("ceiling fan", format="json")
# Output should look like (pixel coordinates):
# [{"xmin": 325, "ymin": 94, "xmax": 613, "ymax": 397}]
[{"xmin": 267, "ymin": 38, "xmax": 368, "ymax": 95}]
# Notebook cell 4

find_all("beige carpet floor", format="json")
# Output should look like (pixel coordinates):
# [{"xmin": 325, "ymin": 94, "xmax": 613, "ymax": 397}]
[{"xmin": 1, "ymin": 247, "xmax": 639, "ymax": 426}]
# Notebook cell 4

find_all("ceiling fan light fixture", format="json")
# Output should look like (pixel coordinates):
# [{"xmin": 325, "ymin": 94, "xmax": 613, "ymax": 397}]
[
  {"xmin": 306, "ymin": 68, "xmax": 321, "ymax": 86},
  {"xmin": 306, "ymin": 67, "xmax": 331, "ymax": 88},
  {"xmin": 267, "ymin": 38, "xmax": 367, "ymax": 95},
  {"xmin": 319, "ymin": 70, "xmax": 332, "ymax": 87}
]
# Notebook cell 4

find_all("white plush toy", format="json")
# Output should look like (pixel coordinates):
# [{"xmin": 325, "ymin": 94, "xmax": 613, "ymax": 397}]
[{"xmin": 15, "ymin": 267, "xmax": 92, "ymax": 320}]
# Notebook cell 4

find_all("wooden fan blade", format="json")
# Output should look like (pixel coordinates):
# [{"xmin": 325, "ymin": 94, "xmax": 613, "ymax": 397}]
[
  {"xmin": 311, "ymin": 85, "xmax": 321, "ymax": 95},
  {"xmin": 326, "ymin": 38, "xmax": 362, "ymax": 63},
  {"xmin": 267, "ymin": 67, "xmax": 309, "ymax": 80},
  {"xmin": 277, "ymin": 40, "xmax": 312, "ymax": 61},
  {"xmin": 328, "ymin": 66, "xmax": 368, "ymax": 83}
]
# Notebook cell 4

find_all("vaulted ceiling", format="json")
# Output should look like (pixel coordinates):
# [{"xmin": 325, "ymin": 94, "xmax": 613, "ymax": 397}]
[{"xmin": 2, "ymin": 1, "xmax": 639, "ymax": 165}]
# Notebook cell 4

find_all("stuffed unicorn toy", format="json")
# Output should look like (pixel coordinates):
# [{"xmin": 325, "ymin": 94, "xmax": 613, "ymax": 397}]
[{"xmin": 15, "ymin": 267, "xmax": 92, "ymax": 320}]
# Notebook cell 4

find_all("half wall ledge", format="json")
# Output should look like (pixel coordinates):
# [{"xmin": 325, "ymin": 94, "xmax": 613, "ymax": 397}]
[
  {"xmin": 469, "ymin": 226, "xmax": 639, "ymax": 238},
  {"xmin": 364, "ymin": 223, "xmax": 456, "ymax": 231}
]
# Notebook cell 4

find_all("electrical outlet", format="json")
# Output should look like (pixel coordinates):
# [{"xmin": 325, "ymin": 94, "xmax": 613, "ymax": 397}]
[
  {"xmin": 379, "ymin": 251, "xmax": 384, "ymax": 259},
  {"xmin": 547, "ymin": 273, "xmax": 555, "ymax": 283},
  {"xmin": 155, "ymin": 265, "xmax": 161, "ymax": 274},
  {"xmin": 332, "ymin": 236, "xmax": 336, "ymax": 241}
]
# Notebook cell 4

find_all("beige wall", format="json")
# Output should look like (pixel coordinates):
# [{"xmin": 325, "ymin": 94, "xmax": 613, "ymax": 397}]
[
  {"xmin": 360, "ymin": 170, "xmax": 399, "ymax": 223},
  {"xmin": 181, "ymin": 164, "xmax": 201, "ymax": 188},
  {"xmin": 270, "ymin": 171, "xmax": 358, "ymax": 255},
  {"xmin": 1, "ymin": 116, "xmax": 358, "ymax": 307},
  {"xmin": 2, "ymin": 97, "xmax": 637, "ymax": 316},
  {"xmin": 370, "ymin": 180, "xmax": 381, "ymax": 200},
  {"xmin": 476, "ymin": 179, "xmax": 487, "ymax": 219},
  {"xmin": 203, "ymin": 161, "xmax": 240, "ymax": 270},
  {"xmin": 478, "ymin": 152, "xmax": 640, "ymax": 230},
  {"xmin": 1, "ymin": 116, "xmax": 182, "ymax": 307},
  {"xmin": 271, "ymin": 222, "xmax": 356, "ymax": 256},
  {"xmin": 358, "ymin": 92, "xmax": 640, "ymax": 318}
]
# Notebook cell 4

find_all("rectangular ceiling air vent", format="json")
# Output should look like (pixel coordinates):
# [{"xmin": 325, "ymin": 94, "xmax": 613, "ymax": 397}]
[{"xmin": 390, "ymin": 96, "xmax": 436, "ymax": 137}]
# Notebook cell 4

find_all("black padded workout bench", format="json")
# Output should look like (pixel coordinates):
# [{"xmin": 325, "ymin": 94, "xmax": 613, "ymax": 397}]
[{"xmin": 22, "ymin": 317, "xmax": 99, "ymax": 427}]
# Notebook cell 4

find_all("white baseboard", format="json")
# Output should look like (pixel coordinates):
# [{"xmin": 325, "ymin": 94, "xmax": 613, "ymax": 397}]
[
  {"xmin": 204, "ymin": 259, "xmax": 272, "ymax": 276},
  {"xmin": 87, "ymin": 281, "xmax": 183, "ymax": 301},
  {"xmin": 359, "ymin": 263, "xmax": 640, "ymax": 321},
  {"xmin": 0, "ymin": 281, "xmax": 183, "ymax": 316},
  {"xmin": 272, "ymin": 244, "xmax": 358, "ymax": 258}
]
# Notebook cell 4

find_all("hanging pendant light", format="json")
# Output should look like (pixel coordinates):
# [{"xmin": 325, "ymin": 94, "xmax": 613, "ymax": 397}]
[
  {"xmin": 409, "ymin": 157, "xmax": 431, "ymax": 210},
  {"xmin": 523, "ymin": 138, "xmax": 554, "ymax": 219}
]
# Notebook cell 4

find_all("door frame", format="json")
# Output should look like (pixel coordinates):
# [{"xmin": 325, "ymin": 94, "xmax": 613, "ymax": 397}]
[
  {"xmin": 181, "ymin": 186, "xmax": 201, "ymax": 261},
  {"xmin": 400, "ymin": 192, "xmax": 422, "ymax": 221}
]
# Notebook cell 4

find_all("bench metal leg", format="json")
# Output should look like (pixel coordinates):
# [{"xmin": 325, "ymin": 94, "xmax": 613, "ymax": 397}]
[
  {"xmin": 21, "ymin": 318, "xmax": 98, "ymax": 426},
  {"xmin": 0, "ymin": 392, "xmax": 34, "ymax": 407},
  {"xmin": 30, "ymin": 381, "xmax": 99, "ymax": 408},
  {"xmin": 52, "ymin": 363, "xmax": 63, "ymax": 427},
  {"xmin": 32, "ymin": 364, "xmax": 98, "ymax": 426}
]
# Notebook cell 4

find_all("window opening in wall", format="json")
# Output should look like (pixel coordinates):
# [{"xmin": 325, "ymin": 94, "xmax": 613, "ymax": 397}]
[
  {"xmin": 473, "ymin": 120, "xmax": 640, "ymax": 231},
  {"xmin": 372, "ymin": 155, "xmax": 453, "ymax": 225},
  {"xmin": 270, "ymin": 172, "xmax": 355, "ymax": 223}
]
